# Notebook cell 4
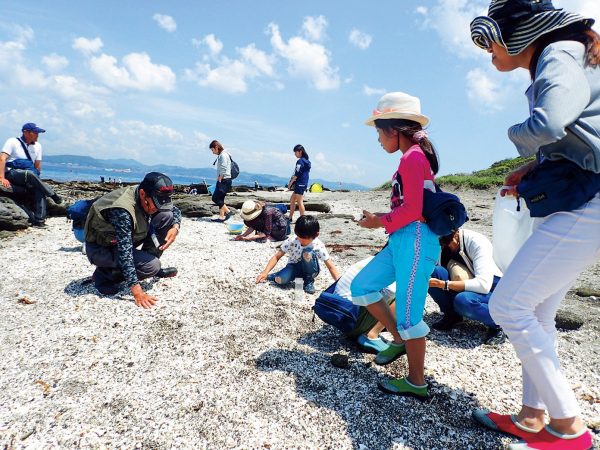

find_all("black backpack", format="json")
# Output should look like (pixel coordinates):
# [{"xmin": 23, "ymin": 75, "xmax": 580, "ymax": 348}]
[
  {"xmin": 213, "ymin": 153, "xmax": 240, "ymax": 179},
  {"xmin": 230, "ymin": 155, "xmax": 240, "ymax": 179}
]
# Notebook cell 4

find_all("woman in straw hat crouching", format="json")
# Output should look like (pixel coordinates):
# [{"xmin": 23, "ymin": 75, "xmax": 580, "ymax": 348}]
[
  {"xmin": 351, "ymin": 92, "xmax": 441, "ymax": 400},
  {"xmin": 235, "ymin": 200, "xmax": 290, "ymax": 242},
  {"xmin": 470, "ymin": 1, "xmax": 600, "ymax": 448}
]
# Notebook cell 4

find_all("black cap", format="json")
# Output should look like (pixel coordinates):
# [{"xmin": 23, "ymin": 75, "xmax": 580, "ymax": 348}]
[{"xmin": 139, "ymin": 172, "xmax": 174, "ymax": 211}]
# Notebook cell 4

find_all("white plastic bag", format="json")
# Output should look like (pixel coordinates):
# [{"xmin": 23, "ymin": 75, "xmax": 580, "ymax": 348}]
[{"xmin": 492, "ymin": 189, "xmax": 538, "ymax": 273}]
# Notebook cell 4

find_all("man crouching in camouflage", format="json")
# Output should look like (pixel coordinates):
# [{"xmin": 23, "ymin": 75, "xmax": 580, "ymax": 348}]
[{"xmin": 84, "ymin": 172, "xmax": 181, "ymax": 308}]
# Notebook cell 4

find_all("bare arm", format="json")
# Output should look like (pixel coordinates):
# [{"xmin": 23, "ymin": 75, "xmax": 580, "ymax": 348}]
[
  {"xmin": 0, "ymin": 153, "xmax": 10, "ymax": 188},
  {"xmin": 34, "ymin": 160, "xmax": 41, "ymax": 172},
  {"xmin": 256, "ymin": 250, "xmax": 285, "ymax": 283},
  {"xmin": 428, "ymin": 278, "xmax": 466, "ymax": 292},
  {"xmin": 324, "ymin": 259, "xmax": 340, "ymax": 281}
]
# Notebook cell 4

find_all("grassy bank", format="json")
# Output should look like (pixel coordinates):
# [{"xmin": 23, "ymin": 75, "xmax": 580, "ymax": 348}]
[{"xmin": 377, "ymin": 156, "xmax": 534, "ymax": 190}]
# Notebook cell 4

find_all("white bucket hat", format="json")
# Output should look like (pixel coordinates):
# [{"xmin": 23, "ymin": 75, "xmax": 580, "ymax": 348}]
[
  {"xmin": 364, "ymin": 92, "xmax": 429, "ymax": 127},
  {"xmin": 240, "ymin": 200, "xmax": 263, "ymax": 221}
]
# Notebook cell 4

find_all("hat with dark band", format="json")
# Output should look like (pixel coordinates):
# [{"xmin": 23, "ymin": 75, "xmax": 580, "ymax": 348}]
[
  {"xmin": 139, "ymin": 172, "xmax": 174, "ymax": 211},
  {"xmin": 470, "ymin": 0, "xmax": 594, "ymax": 55}
]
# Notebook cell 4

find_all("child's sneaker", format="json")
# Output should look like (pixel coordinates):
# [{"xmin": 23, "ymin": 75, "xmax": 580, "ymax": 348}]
[
  {"xmin": 378, "ymin": 377, "xmax": 429, "ymax": 401},
  {"xmin": 356, "ymin": 334, "xmax": 390, "ymax": 353},
  {"xmin": 374, "ymin": 342, "xmax": 406, "ymax": 365},
  {"xmin": 304, "ymin": 282, "xmax": 316, "ymax": 294}
]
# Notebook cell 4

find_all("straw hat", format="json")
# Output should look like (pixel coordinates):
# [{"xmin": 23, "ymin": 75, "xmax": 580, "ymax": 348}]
[
  {"xmin": 240, "ymin": 200, "xmax": 263, "ymax": 221},
  {"xmin": 364, "ymin": 92, "xmax": 429, "ymax": 127},
  {"xmin": 470, "ymin": 0, "xmax": 593, "ymax": 55}
]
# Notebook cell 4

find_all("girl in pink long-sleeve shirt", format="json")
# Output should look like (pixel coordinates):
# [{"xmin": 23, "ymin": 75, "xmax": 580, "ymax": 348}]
[{"xmin": 350, "ymin": 92, "xmax": 441, "ymax": 400}]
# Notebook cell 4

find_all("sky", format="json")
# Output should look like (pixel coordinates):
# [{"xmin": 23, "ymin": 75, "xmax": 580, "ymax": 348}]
[{"xmin": 1, "ymin": 0, "xmax": 599, "ymax": 188}]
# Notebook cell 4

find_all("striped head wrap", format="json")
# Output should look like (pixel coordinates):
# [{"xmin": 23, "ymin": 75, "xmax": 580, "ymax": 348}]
[{"xmin": 470, "ymin": 0, "xmax": 594, "ymax": 55}]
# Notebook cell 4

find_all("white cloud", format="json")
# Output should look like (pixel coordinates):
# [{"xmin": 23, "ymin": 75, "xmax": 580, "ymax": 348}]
[
  {"xmin": 559, "ymin": 0, "xmax": 600, "ymax": 20},
  {"xmin": 416, "ymin": 0, "xmax": 488, "ymax": 59},
  {"xmin": 349, "ymin": 29, "xmax": 372, "ymax": 50},
  {"xmin": 363, "ymin": 85, "xmax": 386, "ymax": 96},
  {"xmin": 185, "ymin": 40, "xmax": 276, "ymax": 94},
  {"xmin": 415, "ymin": 6, "xmax": 429, "ymax": 16},
  {"xmin": 268, "ymin": 22, "xmax": 340, "ymax": 91},
  {"xmin": 42, "ymin": 53, "xmax": 69, "ymax": 72},
  {"xmin": 302, "ymin": 15, "xmax": 327, "ymax": 41},
  {"xmin": 89, "ymin": 52, "xmax": 176, "ymax": 92},
  {"xmin": 202, "ymin": 34, "xmax": 224, "ymax": 56},
  {"xmin": 72, "ymin": 37, "xmax": 103, "ymax": 55},
  {"xmin": 153, "ymin": 14, "xmax": 177, "ymax": 33},
  {"xmin": 465, "ymin": 68, "xmax": 507, "ymax": 112}
]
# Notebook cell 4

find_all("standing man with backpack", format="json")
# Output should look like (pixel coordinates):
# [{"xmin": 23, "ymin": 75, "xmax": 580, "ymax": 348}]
[
  {"xmin": 84, "ymin": 172, "xmax": 181, "ymax": 309},
  {"xmin": 0, "ymin": 122, "xmax": 62, "ymax": 227}
]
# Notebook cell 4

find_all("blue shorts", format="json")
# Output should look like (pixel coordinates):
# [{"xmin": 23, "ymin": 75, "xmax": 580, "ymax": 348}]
[
  {"xmin": 294, "ymin": 184, "xmax": 307, "ymax": 195},
  {"xmin": 350, "ymin": 222, "xmax": 440, "ymax": 340}
]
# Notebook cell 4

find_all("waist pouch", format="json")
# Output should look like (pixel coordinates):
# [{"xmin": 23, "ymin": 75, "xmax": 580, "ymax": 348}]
[
  {"xmin": 517, "ymin": 159, "xmax": 600, "ymax": 217},
  {"xmin": 6, "ymin": 159, "xmax": 40, "ymax": 175}
]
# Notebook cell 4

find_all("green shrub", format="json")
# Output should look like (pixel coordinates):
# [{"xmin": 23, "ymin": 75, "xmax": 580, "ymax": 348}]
[{"xmin": 375, "ymin": 156, "xmax": 534, "ymax": 190}]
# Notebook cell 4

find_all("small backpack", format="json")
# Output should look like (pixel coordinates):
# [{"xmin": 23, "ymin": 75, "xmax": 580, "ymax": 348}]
[
  {"xmin": 66, "ymin": 198, "xmax": 98, "ymax": 242},
  {"xmin": 422, "ymin": 186, "xmax": 469, "ymax": 236},
  {"xmin": 230, "ymin": 155, "xmax": 240, "ymax": 179},
  {"xmin": 313, "ymin": 281, "xmax": 384, "ymax": 337}
]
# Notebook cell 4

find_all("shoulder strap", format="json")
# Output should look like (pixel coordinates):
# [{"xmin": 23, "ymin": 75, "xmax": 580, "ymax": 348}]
[{"xmin": 16, "ymin": 137, "xmax": 34, "ymax": 162}]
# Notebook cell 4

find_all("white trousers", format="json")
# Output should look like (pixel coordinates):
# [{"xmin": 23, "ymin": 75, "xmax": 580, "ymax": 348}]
[{"xmin": 490, "ymin": 193, "xmax": 600, "ymax": 419}]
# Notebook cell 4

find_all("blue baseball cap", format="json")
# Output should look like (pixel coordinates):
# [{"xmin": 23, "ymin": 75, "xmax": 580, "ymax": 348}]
[{"xmin": 22, "ymin": 123, "xmax": 46, "ymax": 133}]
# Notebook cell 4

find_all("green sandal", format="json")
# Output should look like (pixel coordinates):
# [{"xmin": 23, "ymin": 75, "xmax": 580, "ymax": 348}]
[
  {"xmin": 374, "ymin": 342, "xmax": 406, "ymax": 365},
  {"xmin": 378, "ymin": 377, "xmax": 430, "ymax": 401}
]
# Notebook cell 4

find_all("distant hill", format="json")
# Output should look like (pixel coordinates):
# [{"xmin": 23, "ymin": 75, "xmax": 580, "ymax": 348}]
[
  {"xmin": 43, "ymin": 154, "xmax": 368, "ymax": 191},
  {"xmin": 376, "ymin": 156, "xmax": 535, "ymax": 191}
]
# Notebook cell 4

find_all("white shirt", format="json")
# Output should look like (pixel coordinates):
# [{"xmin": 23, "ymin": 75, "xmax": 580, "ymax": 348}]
[
  {"xmin": 280, "ymin": 236, "xmax": 330, "ymax": 264},
  {"xmin": 458, "ymin": 229, "xmax": 503, "ymax": 294},
  {"xmin": 1, "ymin": 137, "xmax": 42, "ymax": 163},
  {"xmin": 334, "ymin": 256, "xmax": 396, "ymax": 299}
]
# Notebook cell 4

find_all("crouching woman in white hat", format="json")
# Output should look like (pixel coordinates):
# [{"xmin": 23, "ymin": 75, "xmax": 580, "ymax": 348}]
[
  {"xmin": 235, "ymin": 200, "xmax": 290, "ymax": 242},
  {"xmin": 470, "ymin": 1, "xmax": 599, "ymax": 448}
]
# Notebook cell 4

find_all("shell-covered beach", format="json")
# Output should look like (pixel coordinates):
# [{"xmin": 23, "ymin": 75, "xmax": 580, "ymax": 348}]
[{"xmin": 0, "ymin": 189, "xmax": 599, "ymax": 449}]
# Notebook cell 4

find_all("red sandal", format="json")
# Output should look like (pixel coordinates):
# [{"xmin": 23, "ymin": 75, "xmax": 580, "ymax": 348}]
[
  {"xmin": 508, "ymin": 427, "xmax": 593, "ymax": 450},
  {"xmin": 473, "ymin": 409, "xmax": 542, "ymax": 440}
]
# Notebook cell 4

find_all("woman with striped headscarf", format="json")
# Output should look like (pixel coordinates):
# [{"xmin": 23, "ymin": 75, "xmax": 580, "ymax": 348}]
[{"xmin": 470, "ymin": 1, "xmax": 599, "ymax": 449}]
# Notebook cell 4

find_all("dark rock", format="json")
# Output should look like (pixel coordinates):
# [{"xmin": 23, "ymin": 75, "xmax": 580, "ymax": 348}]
[
  {"xmin": 555, "ymin": 310, "xmax": 584, "ymax": 330},
  {"xmin": 575, "ymin": 287, "xmax": 600, "ymax": 298},
  {"xmin": 0, "ymin": 197, "xmax": 30, "ymax": 231},
  {"xmin": 173, "ymin": 199, "xmax": 215, "ymax": 218},
  {"xmin": 330, "ymin": 353, "xmax": 349, "ymax": 369}
]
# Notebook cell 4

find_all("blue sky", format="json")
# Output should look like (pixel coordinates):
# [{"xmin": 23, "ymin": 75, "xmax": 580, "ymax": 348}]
[{"xmin": 1, "ymin": 0, "xmax": 598, "ymax": 187}]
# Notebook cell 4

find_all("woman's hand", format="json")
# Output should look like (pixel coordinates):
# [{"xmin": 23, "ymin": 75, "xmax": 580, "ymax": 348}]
[
  {"xmin": 429, "ymin": 278, "xmax": 444, "ymax": 289},
  {"xmin": 501, "ymin": 160, "xmax": 537, "ymax": 197},
  {"xmin": 357, "ymin": 210, "xmax": 383, "ymax": 229}
]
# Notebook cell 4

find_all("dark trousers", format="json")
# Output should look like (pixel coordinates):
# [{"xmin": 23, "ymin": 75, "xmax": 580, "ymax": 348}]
[
  {"xmin": 428, "ymin": 265, "xmax": 500, "ymax": 328},
  {"xmin": 212, "ymin": 178, "xmax": 232, "ymax": 207},
  {"xmin": 271, "ymin": 247, "xmax": 320, "ymax": 285},
  {"xmin": 5, "ymin": 169, "xmax": 56, "ymax": 224},
  {"xmin": 86, "ymin": 210, "xmax": 175, "ymax": 288}
]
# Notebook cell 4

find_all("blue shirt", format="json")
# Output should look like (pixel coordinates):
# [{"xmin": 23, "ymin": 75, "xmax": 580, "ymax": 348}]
[
  {"xmin": 294, "ymin": 157, "xmax": 311, "ymax": 185},
  {"xmin": 509, "ymin": 41, "xmax": 600, "ymax": 173}
]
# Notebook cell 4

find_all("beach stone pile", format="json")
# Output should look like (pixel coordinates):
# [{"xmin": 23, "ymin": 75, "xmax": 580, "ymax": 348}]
[{"xmin": 0, "ymin": 189, "xmax": 598, "ymax": 449}]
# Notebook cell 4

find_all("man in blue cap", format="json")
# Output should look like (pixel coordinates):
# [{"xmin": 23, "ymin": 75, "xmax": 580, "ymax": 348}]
[
  {"xmin": 0, "ymin": 122, "xmax": 62, "ymax": 227},
  {"xmin": 84, "ymin": 172, "xmax": 181, "ymax": 308}
]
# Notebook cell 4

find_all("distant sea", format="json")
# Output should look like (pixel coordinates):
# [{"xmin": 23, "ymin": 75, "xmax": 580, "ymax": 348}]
[
  {"xmin": 42, "ymin": 166, "xmax": 208, "ymax": 186},
  {"xmin": 40, "ymin": 155, "xmax": 369, "ymax": 191}
]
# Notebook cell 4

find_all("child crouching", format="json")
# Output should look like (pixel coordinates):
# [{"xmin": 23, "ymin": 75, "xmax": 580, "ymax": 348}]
[{"xmin": 256, "ymin": 215, "xmax": 339, "ymax": 294}]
